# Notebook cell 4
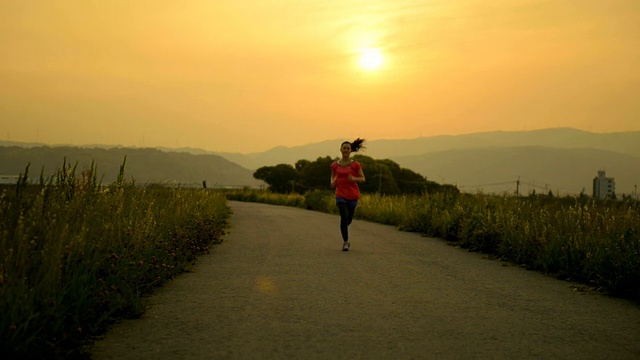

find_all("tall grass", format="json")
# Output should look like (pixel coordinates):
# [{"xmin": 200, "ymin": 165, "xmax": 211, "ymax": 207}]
[
  {"xmin": 0, "ymin": 159, "xmax": 230, "ymax": 358},
  {"xmin": 363, "ymin": 193, "xmax": 640, "ymax": 298},
  {"xmin": 229, "ymin": 189, "xmax": 640, "ymax": 299},
  {"xmin": 225, "ymin": 188, "xmax": 306, "ymax": 208}
]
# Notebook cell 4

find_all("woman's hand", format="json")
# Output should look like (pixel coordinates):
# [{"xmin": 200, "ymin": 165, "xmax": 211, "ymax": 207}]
[{"xmin": 348, "ymin": 170, "xmax": 365, "ymax": 183}]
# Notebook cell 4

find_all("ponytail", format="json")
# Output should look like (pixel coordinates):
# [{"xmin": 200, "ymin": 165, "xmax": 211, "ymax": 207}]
[{"xmin": 350, "ymin": 138, "xmax": 366, "ymax": 152}]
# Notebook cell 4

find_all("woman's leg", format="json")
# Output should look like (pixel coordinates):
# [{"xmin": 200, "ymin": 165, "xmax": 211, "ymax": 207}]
[
  {"xmin": 337, "ymin": 202, "xmax": 350, "ymax": 242},
  {"xmin": 347, "ymin": 202, "xmax": 356, "ymax": 226}
]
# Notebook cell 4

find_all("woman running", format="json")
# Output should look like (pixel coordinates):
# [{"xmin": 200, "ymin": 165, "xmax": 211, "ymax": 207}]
[{"xmin": 330, "ymin": 138, "xmax": 366, "ymax": 251}]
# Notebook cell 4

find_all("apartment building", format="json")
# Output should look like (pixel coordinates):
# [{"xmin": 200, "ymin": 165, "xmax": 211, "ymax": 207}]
[{"xmin": 592, "ymin": 170, "xmax": 615, "ymax": 199}]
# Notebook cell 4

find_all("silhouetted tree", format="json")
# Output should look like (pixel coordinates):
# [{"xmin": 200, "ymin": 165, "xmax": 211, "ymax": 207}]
[
  {"xmin": 426, "ymin": 181, "xmax": 460, "ymax": 195},
  {"xmin": 253, "ymin": 164, "xmax": 298, "ymax": 193},
  {"xmin": 294, "ymin": 159, "xmax": 311, "ymax": 172},
  {"xmin": 377, "ymin": 159, "xmax": 428, "ymax": 194},
  {"xmin": 297, "ymin": 156, "xmax": 333, "ymax": 192},
  {"xmin": 353, "ymin": 155, "xmax": 398, "ymax": 194},
  {"xmin": 255, "ymin": 154, "xmax": 456, "ymax": 196}
]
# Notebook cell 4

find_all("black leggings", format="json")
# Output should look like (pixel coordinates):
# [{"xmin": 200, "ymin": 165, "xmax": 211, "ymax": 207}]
[{"xmin": 337, "ymin": 201, "xmax": 357, "ymax": 241}]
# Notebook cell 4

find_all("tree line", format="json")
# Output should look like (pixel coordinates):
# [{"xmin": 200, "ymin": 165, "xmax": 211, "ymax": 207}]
[{"xmin": 253, "ymin": 155, "xmax": 459, "ymax": 195}]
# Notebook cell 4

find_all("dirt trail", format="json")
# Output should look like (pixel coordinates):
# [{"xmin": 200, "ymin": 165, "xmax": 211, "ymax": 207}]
[{"xmin": 90, "ymin": 201, "xmax": 640, "ymax": 359}]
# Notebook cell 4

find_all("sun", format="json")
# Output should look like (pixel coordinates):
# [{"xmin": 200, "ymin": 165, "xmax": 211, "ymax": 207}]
[{"xmin": 359, "ymin": 48, "xmax": 384, "ymax": 71}]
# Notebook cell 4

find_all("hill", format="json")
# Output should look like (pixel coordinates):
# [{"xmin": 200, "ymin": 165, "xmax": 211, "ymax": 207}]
[
  {"xmin": 0, "ymin": 146, "xmax": 262, "ymax": 188},
  {"xmin": 394, "ymin": 146, "xmax": 640, "ymax": 197},
  {"xmin": 3, "ymin": 128, "xmax": 640, "ymax": 196},
  {"xmin": 199, "ymin": 128, "xmax": 640, "ymax": 170},
  {"xmin": 366, "ymin": 128, "xmax": 640, "ymax": 158},
  {"xmin": 204, "ymin": 128, "xmax": 640, "ymax": 196}
]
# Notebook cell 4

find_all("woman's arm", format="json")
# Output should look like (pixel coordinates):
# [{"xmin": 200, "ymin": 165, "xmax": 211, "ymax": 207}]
[{"xmin": 349, "ymin": 168, "xmax": 365, "ymax": 182}]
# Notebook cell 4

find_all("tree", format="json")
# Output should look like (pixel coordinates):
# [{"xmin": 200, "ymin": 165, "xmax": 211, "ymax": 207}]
[
  {"xmin": 294, "ymin": 159, "xmax": 311, "ymax": 172},
  {"xmin": 297, "ymin": 156, "xmax": 334, "ymax": 192},
  {"xmin": 426, "ymin": 181, "xmax": 460, "ymax": 195},
  {"xmin": 353, "ymin": 155, "xmax": 398, "ymax": 195},
  {"xmin": 579, "ymin": 188, "xmax": 587, "ymax": 198},
  {"xmin": 377, "ymin": 159, "xmax": 428, "ymax": 195},
  {"xmin": 253, "ymin": 154, "xmax": 456, "ymax": 196},
  {"xmin": 253, "ymin": 164, "xmax": 298, "ymax": 193}
]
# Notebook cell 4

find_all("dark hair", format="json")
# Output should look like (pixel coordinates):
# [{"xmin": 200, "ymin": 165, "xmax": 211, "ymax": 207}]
[{"xmin": 341, "ymin": 138, "xmax": 366, "ymax": 153}]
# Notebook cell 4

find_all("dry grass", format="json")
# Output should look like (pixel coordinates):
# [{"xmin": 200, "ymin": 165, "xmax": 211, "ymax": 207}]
[{"xmin": 0, "ymin": 159, "xmax": 230, "ymax": 358}]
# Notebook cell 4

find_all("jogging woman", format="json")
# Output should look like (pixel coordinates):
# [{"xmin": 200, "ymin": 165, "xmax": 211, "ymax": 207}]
[{"xmin": 330, "ymin": 138, "xmax": 366, "ymax": 251}]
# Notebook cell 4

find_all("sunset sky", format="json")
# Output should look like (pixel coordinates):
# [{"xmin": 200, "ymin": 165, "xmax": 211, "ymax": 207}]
[{"xmin": 1, "ymin": 1, "xmax": 639, "ymax": 153}]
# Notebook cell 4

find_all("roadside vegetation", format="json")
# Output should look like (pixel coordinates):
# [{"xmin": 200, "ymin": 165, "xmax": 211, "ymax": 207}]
[
  {"xmin": 226, "ymin": 188, "xmax": 640, "ymax": 301},
  {"xmin": 0, "ymin": 159, "xmax": 230, "ymax": 359},
  {"xmin": 3, "ymin": 153, "xmax": 638, "ymax": 357}
]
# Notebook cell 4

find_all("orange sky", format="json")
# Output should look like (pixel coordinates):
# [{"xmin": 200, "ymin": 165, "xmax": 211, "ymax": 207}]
[{"xmin": 1, "ymin": 0, "xmax": 639, "ymax": 153}]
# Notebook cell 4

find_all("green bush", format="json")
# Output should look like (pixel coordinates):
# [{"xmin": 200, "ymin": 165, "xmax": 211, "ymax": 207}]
[
  {"xmin": 304, "ymin": 190, "xmax": 336, "ymax": 213},
  {"xmin": 225, "ymin": 189, "xmax": 305, "ymax": 208}
]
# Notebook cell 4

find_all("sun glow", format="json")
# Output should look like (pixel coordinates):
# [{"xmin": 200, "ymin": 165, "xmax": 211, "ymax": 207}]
[{"xmin": 359, "ymin": 48, "xmax": 384, "ymax": 71}]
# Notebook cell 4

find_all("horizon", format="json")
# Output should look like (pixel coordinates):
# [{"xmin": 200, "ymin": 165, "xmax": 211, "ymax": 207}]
[
  {"xmin": 2, "ymin": 126, "xmax": 640, "ymax": 197},
  {"xmin": 3, "ymin": 126, "xmax": 640, "ymax": 155},
  {"xmin": 2, "ymin": 1, "xmax": 639, "ymax": 153}
]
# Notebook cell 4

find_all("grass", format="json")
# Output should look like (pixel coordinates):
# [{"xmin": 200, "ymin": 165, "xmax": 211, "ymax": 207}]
[
  {"xmin": 226, "ymin": 189, "xmax": 640, "ymax": 300},
  {"xmin": 3, "ymin": 163, "xmax": 638, "ymax": 357},
  {"xmin": 225, "ymin": 188, "xmax": 307, "ymax": 208},
  {"xmin": 0, "ymin": 159, "xmax": 230, "ymax": 359}
]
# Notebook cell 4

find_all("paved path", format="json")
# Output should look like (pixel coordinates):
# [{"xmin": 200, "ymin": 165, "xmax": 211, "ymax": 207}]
[{"xmin": 91, "ymin": 201, "xmax": 640, "ymax": 359}]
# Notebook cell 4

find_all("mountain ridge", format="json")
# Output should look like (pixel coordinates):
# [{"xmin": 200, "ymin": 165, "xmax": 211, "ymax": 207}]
[
  {"xmin": 2, "ymin": 128, "xmax": 639, "ymax": 196},
  {"xmin": 208, "ymin": 128, "xmax": 640, "ymax": 170},
  {"xmin": 394, "ymin": 146, "xmax": 640, "ymax": 196},
  {"xmin": 0, "ymin": 146, "xmax": 262, "ymax": 188},
  {"xmin": 4, "ymin": 128, "xmax": 640, "ymax": 165}
]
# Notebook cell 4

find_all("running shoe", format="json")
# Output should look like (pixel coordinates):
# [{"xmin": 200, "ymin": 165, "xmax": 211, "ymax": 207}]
[{"xmin": 342, "ymin": 241, "xmax": 350, "ymax": 251}]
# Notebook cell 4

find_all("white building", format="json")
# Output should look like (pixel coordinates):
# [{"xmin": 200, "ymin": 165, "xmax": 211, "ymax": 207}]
[
  {"xmin": 0, "ymin": 175, "xmax": 21, "ymax": 185},
  {"xmin": 592, "ymin": 170, "xmax": 615, "ymax": 199}
]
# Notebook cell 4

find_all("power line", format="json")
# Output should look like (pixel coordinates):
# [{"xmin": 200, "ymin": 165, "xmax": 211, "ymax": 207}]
[
  {"xmin": 458, "ymin": 178, "xmax": 574, "ymax": 195},
  {"xmin": 460, "ymin": 181, "xmax": 516, "ymax": 188}
]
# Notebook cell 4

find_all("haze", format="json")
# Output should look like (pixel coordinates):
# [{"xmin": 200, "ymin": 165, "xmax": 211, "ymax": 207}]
[{"xmin": 1, "ymin": 1, "xmax": 639, "ymax": 153}]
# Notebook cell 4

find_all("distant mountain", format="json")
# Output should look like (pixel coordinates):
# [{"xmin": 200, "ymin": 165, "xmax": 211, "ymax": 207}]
[
  {"xmin": 3, "ymin": 128, "xmax": 640, "ymax": 196},
  {"xmin": 394, "ymin": 146, "xmax": 640, "ymax": 196},
  {"xmin": 0, "ymin": 146, "xmax": 262, "ymax": 188},
  {"xmin": 204, "ymin": 128, "xmax": 640, "ymax": 170},
  {"xmin": 208, "ymin": 140, "xmax": 342, "ymax": 170},
  {"xmin": 201, "ymin": 129, "xmax": 640, "ymax": 196},
  {"xmin": 366, "ymin": 128, "xmax": 640, "ymax": 159}
]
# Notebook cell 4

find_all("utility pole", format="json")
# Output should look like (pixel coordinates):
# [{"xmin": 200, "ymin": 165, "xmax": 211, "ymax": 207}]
[
  {"xmin": 516, "ymin": 176, "xmax": 520, "ymax": 196},
  {"xmin": 635, "ymin": 184, "xmax": 638, "ymax": 200}
]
